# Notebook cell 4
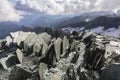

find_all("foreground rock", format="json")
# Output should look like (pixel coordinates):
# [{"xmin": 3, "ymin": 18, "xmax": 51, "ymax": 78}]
[
  {"xmin": 0, "ymin": 51, "xmax": 19, "ymax": 69},
  {"xmin": 39, "ymin": 63, "xmax": 48, "ymax": 80},
  {"xmin": 16, "ymin": 49, "xmax": 24, "ymax": 63},
  {"xmin": 100, "ymin": 64, "xmax": 120, "ymax": 80},
  {"xmin": 9, "ymin": 66, "xmax": 32, "ymax": 80},
  {"xmin": 54, "ymin": 38, "xmax": 62, "ymax": 61},
  {"xmin": 0, "ymin": 30, "xmax": 120, "ymax": 80}
]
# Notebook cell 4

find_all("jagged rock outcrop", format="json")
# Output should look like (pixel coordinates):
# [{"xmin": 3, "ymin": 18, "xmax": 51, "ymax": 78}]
[
  {"xmin": 16, "ymin": 49, "xmax": 24, "ymax": 63},
  {"xmin": 62, "ymin": 36, "xmax": 69, "ymax": 54},
  {"xmin": 0, "ymin": 50, "xmax": 19, "ymax": 69},
  {"xmin": 54, "ymin": 38, "xmax": 62, "ymax": 61},
  {"xmin": 100, "ymin": 64, "xmax": 120, "ymax": 80},
  {"xmin": 23, "ymin": 32, "xmax": 51, "ymax": 55},
  {"xmin": 0, "ymin": 39, "xmax": 6, "ymax": 52},
  {"xmin": 45, "ymin": 27, "xmax": 69, "ymax": 38},
  {"xmin": 39, "ymin": 63, "xmax": 48, "ymax": 80},
  {"xmin": 9, "ymin": 66, "xmax": 32, "ymax": 80},
  {"xmin": 0, "ymin": 30, "xmax": 120, "ymax": 80}
]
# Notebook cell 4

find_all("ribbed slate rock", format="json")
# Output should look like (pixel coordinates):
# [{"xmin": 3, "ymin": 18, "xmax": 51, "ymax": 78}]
[
  {"xmin": 39, "ymin": 63, "xmax": 48, "ymax": 80},
  {"xmin": 54, "ymin": 38, "xmax": 62, "ymax": 61},
  {"xmin": 16, "ymin": 49, "xmax": 24, "ymax": 63},
  {"xmin": 9, "ymin": 66, "xmax": 32, "ymax": 80},
  {"xmin": 0, "ymin": 30, "xmax": 120, "ymax": 80}
]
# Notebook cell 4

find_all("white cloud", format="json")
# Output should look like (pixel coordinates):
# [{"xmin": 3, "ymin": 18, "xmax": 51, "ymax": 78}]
[
  {"xmin": 94, "ymin": 0, "xmax": 120, "ymax": 12},
  {"xmin": 0, "ymin": 0, "xmax": 22, "ymax": 22},
  {"xmin": 14, "ymin": 0, "xmax": 120, "ymax": 15},
  {"xmin": 0, "ymin": 0, "xmax": 119, "ymax": 22}
]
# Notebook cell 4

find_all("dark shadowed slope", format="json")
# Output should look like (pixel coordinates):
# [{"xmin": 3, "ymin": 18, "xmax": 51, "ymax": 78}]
[
  {"xmin": 18, "ymin": 26, "xmax": 45, "ymax": 34},
  {"xmin": 58, "ymin": 16, "xmax": 120, "ymax": 30},
  {"xmin": 0, "ymin": 22, "xmax": 20, "ymax": 39}
]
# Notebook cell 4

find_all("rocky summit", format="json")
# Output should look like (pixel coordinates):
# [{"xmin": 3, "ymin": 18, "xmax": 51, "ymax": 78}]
[{"xmin": 0, "ymin": 30, "xmax": 120, "ymax": 80}]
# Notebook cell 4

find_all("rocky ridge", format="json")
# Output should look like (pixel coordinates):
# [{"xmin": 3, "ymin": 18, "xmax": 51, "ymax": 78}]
[{"xmin": 0, "ymin": 30, "xmax": 120, "ymax": 80}]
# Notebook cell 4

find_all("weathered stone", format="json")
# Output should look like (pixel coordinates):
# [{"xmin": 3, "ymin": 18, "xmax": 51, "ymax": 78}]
[
  {"xmin": 6, "ymin": 36, "xmax": 12, "ymax": 47},
  {"xmin": 45, "ymin": 27, "xmax": 68, "ymax": 38},
  {"xmin": 75, "ymin": 42, "xmax": 81, "ymax": 52},
  {"xmin": 82, "ymin": 32, "xmax": 95, "ymax": 44},
  {"xmin": 104, "ymin": 40, "xmax": 120, "ymax": 67},
  {"xmin": 54, "ymin": 29, "xmax": 67, "ymax": 38},
  {"xmin": 71, "ymin": 52, "xmax": 79, "ymax": 63},
  {"xmin": 24, "ymin": 32, "xmax": 51, "ymax": 55},
  {"xmin": 54, "ymin": 38, "xmax": 62, "ymax": 61},
  {"xmin": 70, "ymin": 39, "xmax": 77, "ymax": 51},
  {"xmin": 22, "ymin": 56, "xmax": 35, "ymax": 68},
  {"xmin": 5, "ymin": 54, "xmax": 19, "ymax": 68},
  {"xmin": 33, "ymin": 42, "xmax": 41, "ymax": 53},
  {"xmin": 45, "ymin": 27, "xmax": 54, "ymax": 37},
  {"xmin": 9, "ymin": 66, "xmax": 32, "ymax": 80},
  {"xmin": 84, "ymin": 39, "xmax": 105, "ymax": 71},
  {"xmin": 64, "ymin": 65, "xmax": 76, "ymax": 80},
  {"xmin": 62, "ymin": 36, "xmax": 69, "ymax": 53},
  {"xmin": 32, "ymin": 33, "xmax": 51, "ymax": 55},
  {"xmin": 79, "ymin": 70, "xmax": 99, "ymax": 80},
  {"xmin": 0, "ymin": 39, "xmax": 6, "ymax": 52},
  {"xmin": 44, "ymin": 69, "xmax": 65, "ymax": 80},
  {"xmin": 0, "ymin": 69, "xmax": 9, "ymax": 79},
  {"xmin": 0, "ymin": 54, "xmax": 19, "ymax": 69},
  {"xmin": 39, "ymin": 63, "xmax": 48, "ymax": 80},
  {"xmin": 0, "ymin": 62, "xmax": 3, "ymax": 69},
  {"xmin": 38, "ymin": 32, "xmax": 51, "ymax": 45},
  {"xmin": 71, "ymin": 31, "xmax": 79, "ymax": 36},
  {"xmin": 41, "ymin": 43, "xmax": 48, "ymax": 57},
  {"xmin": 23, "ymin": 33, "xmax": 37, "ymax": 54},
  {"xmin": 10, "ymin": 31, "xmax": 33, "ymax": 46},
  {"xmin": 0, "ymin": 40, "xmax": 3, "ymax": 49},
  {"xmin": 16, "ymin": 49, "xmax": 24, "ymax": 63},
  {"xmin": 45, "ymin": 44, "xmax": 56, "ymax": 67},
  {"xmin": 0, "ymin": 30, "xmax": 120, "ymax": 80},
  {"xmin": 100, "ymin": 65, "xmax": 120, "ymax": 80}
]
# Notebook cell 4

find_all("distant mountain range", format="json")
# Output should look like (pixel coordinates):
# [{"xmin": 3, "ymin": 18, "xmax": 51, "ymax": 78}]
[
  {"xmin": 59, "ymin": 16, "xmax": 120, "ymax": 29},
  {"xmin": 0, "ymin": 11, "xmax": 120, "ymax": 39},
  {"xmin": 31, "ymin": 14, "xmax": 72, "ymax": 27},
  {"xmin": 60, "ymin": 16, "xmax": 120, "ymax": 37},
  {"xmin": 18, "ymin": 14, "xmax": 72, "ymax": 27},
  {"xmin": 18, "ymin": 26, "xmax": 45, "ymax": 34}
]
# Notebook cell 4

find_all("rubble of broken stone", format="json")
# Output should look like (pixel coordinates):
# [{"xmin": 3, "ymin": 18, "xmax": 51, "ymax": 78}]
[{"xmin": 0, "ymin": 30, "xmax": 120, "ymax": 80}]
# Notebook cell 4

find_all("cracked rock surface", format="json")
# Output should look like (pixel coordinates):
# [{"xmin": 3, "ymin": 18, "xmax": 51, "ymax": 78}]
[{"xmin": 0, "ymin": 30, "xmax": 120, "ymax": 80}]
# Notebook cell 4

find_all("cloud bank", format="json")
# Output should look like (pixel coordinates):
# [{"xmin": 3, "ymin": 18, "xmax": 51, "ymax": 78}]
[
  {"xmin": 15, "ymin": 0, "xmax": 120, "ymax": 15},
  {"xmin": 0, "ymin": 0, "xmax": 22, "ymax": 22},
  {"xmin": 1, "ymin": 0, "xmax": 120, "ymax": 22}
]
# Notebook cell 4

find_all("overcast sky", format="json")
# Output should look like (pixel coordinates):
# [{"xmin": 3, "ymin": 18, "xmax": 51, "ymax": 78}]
[{"xmin": 0, "ymin": 0, "xmax": 120, "ymax": 22}]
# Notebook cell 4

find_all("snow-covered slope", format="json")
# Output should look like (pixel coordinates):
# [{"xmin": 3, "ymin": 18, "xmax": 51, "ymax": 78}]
[
  {"xmin": 101, "ymin": 27, "xmax": 120, "ymax": 37},
  {"xmin": 62, "ymin": 26, "xmax": 120, "ymax": 37},
  {"xmin": 87, "ymin": 26, "xmax": 120, "ymax": 37},
  {"xmin": 60, "ymin": 15, "xmax": 120, "ymax": 37}
]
